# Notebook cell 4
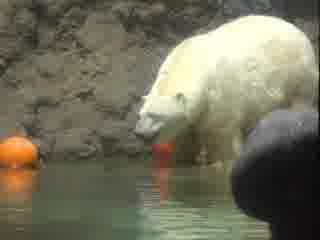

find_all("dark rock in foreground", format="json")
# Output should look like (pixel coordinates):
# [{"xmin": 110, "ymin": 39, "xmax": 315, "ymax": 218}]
[{"xmin": 231, "ymin": 109, "xmax": 318, "ymax": 240}]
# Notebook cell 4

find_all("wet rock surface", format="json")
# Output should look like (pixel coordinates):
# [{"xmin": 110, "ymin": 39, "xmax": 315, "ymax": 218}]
[{"xmin": 0, "ymin": 0, "xmax": 318, "ymax": 163}]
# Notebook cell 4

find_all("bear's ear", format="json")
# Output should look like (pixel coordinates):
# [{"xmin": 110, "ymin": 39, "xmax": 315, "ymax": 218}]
[{"xmin": 175, "ymin": 93, "xmax": 187, "ymax": 105}]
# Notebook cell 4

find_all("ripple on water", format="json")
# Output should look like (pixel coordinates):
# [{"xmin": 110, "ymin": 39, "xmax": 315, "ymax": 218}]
[
  {"xmin": 137, "ymin": 166, "xmax": 269, "ymax": 240},
  {"xmin": 0, "ymin": 162, "xmax": 269, "ymax": 240}
]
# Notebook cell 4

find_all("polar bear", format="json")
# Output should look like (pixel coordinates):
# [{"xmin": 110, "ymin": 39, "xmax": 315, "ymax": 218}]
[{"xmin": 134, "ymin": 15, "xmax": 319, "ymax": 167}]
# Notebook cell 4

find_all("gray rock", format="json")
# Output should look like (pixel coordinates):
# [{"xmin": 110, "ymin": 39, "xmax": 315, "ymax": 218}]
[
  {"xmin": 51, "ymin": 128, "xmax": 101, "ymax": 161},
  {"xmin": 0, "ymin": 0, "xmax": 37, "ymax": 72},
  {"xmin": 76, "ymin": 12, "xmax": 129, "ymax": 53},
  {"xmin": 270, "ymin": 0, "xmax": 318, "ymax": 18},
  {"xmin": 33, "ymin": 0, "xmax": 87, "ymax": 19}
]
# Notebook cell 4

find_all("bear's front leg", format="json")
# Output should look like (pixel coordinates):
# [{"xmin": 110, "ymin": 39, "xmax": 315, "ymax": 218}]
[
  {"xmin": 206, "ymin": 130, "xmax": 243, "ymax": 172},
  {"xmin": 172, "ymin": 127, "xmax": 202, "ymax": 166},
  {"xmin": 231, "ymin": 131, "xmax": 243, "ymax": 161}
]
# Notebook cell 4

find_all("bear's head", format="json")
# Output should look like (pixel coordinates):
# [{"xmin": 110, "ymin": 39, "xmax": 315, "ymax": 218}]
[{"xmin": 134, "ymin": 93, "xmax": 189, "ymax": 144}]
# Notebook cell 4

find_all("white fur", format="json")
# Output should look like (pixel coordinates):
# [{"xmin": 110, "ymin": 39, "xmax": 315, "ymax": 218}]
[{"xmin": 135, "ymin": 15, "xmax": 319, "ymax": 166}]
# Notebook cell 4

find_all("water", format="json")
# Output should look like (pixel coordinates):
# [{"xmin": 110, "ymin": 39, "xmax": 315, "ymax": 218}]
[{"xmin": 0, "ymin": 159, "xmax": 269, "ymax": 240}]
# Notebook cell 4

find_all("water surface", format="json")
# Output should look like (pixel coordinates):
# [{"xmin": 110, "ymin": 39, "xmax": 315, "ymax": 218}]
[{"xmin": 0, "ymin": 159, "xmax": 269, "ymax": 240}]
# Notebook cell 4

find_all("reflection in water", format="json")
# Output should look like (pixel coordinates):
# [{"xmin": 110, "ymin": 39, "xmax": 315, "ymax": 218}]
[
  {"xmin": 140, "ymin": 163, "xmax": 269, "ymax": 240},
  {"xmin": 0, "ymin": 169, "xmax": 39, "ymax": 202},
  {"xmin": 30, "ymin": 162, "xmax": 141, "ymax": 240},
  {"xmin": 0, "ymin": 168, "xmax": 38, "ymax": 237},
  {"xmin": 0, "ymin": 161, "xmax": 269, "ymax": 240},
  {"xmin": 151, "ymin": 155, "xmax": 173, "ymax": 201}
]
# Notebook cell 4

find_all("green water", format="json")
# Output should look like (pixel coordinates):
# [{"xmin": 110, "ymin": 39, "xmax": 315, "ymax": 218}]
[{"xmin": 0, "ymin": 159, "xmax": 269, "ymax": 240}]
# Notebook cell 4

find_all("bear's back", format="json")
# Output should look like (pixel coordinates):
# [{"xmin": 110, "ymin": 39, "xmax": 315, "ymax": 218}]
[
  {"xmin": 155, "ymin": 34, "xmax": 209, "ymax": 97},
  {"xmin": 206, "ymin": 15, "xmax": 313, "ymax": 63},
  {"xmin": 152, "ymin": 15, "xmax": 316, "ymax": 100},
  {"xmin": 206, "ymin": 15, "xmax": 317, "ymax": 104}
]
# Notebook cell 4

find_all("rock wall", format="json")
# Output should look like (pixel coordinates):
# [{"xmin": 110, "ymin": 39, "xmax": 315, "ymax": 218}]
[{"xmin": 0, "ymin": 0, "xmax": 318, "ymax": 163}]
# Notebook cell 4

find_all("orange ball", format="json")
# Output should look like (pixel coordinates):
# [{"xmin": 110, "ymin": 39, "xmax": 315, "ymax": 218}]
[{"xmin": 0, "ymin": 136, "xmax": 39, "ymax": 169}]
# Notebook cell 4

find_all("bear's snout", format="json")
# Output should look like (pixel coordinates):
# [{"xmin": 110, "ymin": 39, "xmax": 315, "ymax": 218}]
[
  {"xmin": 133, "ymin": 123, "xmax": 148, "ymax": 140},
  {"xmin": 133, "ymin": 119, "xmax": 151, "ymax": 141},
  {"xmin": 133, "ymin": 117, "xmax": 159, "ymax": 143},
  {"xmin": 133, "ymin": 126, "xmax": 157, "ymax": 143}
]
